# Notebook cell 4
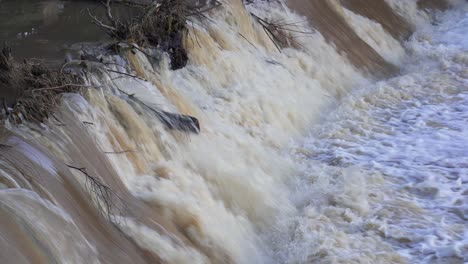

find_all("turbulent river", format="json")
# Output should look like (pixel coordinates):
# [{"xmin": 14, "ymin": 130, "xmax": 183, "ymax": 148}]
[
  {"xmin": 274, "ymin": 7, "xmax": 468, "ymax": 263},
  {"xmin": 0, "ymin": 0, "xmax": 467, "ymax": 264}
]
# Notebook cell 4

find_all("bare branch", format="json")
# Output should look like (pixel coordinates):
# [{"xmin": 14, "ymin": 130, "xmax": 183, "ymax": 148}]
[
  {"xmin": 103, "ymin": 0, "xmax": 116, "ymax": 27},
  {"xmin": 67, "ymin": 164, "xmax": 125, "ymax": 223},
  {"xmin": 87, "ymin": 8, "xmax": 117, "ymax": 33}
]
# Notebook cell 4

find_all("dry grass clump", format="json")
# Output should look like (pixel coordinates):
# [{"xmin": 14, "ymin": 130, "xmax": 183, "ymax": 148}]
[
  {"xmin": 0, "ymin": 45, "xmax": 84, "ymax": 124},
  {"xmin": 244, "ymin": 1, "xmax": 315, "ymax": 51},
  {"xmin": 90, "ymin": 0, "xmax": 191, "ymax": 69},
  {"xmin": 0, "ymin": 45, "xmax": 22, "ymax": 108}
]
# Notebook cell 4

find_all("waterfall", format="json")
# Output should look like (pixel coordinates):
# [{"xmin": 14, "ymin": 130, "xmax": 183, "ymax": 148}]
[{"xmin": 0, "ymin": 0, "xmax": 465, "ymax": 263}]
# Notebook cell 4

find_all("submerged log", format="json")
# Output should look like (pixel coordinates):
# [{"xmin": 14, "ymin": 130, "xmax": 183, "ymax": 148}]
[
  {"xmin": 118, "ymin": 88, "xmax": 200, "ymax": 133},
  {"xmin": 159, "ymin": 110, "xmax": 200, "ymax": 133}
]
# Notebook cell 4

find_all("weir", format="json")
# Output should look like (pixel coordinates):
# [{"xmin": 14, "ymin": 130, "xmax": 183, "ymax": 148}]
[{"xmin": 0, "ymin": 0, "xmax": 466, "ymax": 263}]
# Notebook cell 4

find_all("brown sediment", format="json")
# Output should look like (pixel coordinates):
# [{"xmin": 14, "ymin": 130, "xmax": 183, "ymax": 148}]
[
  {"xmin": 127, "ymin": 51, "xmax": 199, "ymax": 117},
  {"xmin": 418, "ymin": 0, "xmax": 449, "ymax": 10},
  {"xmin": 0, "ymin": 131, "xmax": 152, "ymax": 263},
  {"xmin": 51, "ymin": 109, "xmax": 190, "ymax": 243},
  {"xmin": 286, "ymin": 0, "xmax": 398, "ymax": 78},
  {"xmin": 107, "ymin": 123, "xmax": 148, "ymax": 174},
  {"xmin": 0, "ymin": 104, "xmax": 194, "ymax": 263},
  {"xmin": 340, "ymin": 0, "xmax": 412, "ymax": 40},
  {"xmin": 0, "ymin": 208, "xmax": 51, "ymax": 264}
]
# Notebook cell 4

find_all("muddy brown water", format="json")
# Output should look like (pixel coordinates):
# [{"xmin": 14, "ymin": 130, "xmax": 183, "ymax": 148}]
[
  {"xmin": 286, "ymin": 0, "xmax": 399, "ymax": 78},
  {"xmin": 0, "ymin": 0, "xmax": 205, "ymax": 64},
  {"xmin": 0, "ymin": 0, "xmax": 141, "ymax": 105},
  {"xmin": 0, "ymin": 0, "xmax": 110, "ymax": 63}
]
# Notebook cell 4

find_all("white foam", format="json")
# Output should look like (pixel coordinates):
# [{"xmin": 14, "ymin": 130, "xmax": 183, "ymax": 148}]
[
  {"xmin": 343, "ymin": 8, "xmax": 406, "ymax": 65},
  {"xmin": 273, "ymin": 5, "xmax": 468, "ymax": 263},
  {"xmin": 384, "ymin": 0, "xmax": 429, "ymax": 27},
  {"xmin": 6, "ymin": 137, "xmax": 57, "ymax": 175}
]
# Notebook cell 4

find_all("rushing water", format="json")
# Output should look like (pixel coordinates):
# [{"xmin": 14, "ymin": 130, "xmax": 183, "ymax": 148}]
[
  {"xmin": 0, "ymin": 0, "xmax": 467, "ymax": 263},
  {"xmin": 274, "ymin": 6, "xmax": 468, "ymax": 263}
]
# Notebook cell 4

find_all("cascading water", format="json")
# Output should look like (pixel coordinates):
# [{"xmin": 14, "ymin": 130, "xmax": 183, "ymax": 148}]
[
  {"xmin": 0, "ymin": 0, "xmax": 466, "ymax": 263},
  {"xmin": 269, "ymin": 5, "xmax": 468, "ymax": 263}
]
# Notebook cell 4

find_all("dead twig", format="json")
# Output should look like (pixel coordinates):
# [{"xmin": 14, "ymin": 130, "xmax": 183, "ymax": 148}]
[
  {"xmin": 89, "ymin": 0, "xmax": 222, "ymax": 70},
  {"xmin": 249, "ymin": 11, "xmax": 315, "ymax": 51},
  {"xmin": 1, "ymin": 44, "xmax": 85, "ymax": 125},
  {"xmin": 67, "ymin": 164, "xmax": 125, "ymax": 223}
]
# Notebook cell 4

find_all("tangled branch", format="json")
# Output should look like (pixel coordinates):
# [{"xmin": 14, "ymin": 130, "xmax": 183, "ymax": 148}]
[
  {"xmin": 0, "ymin": 44, "xmax": 84, "ymax": 124},
  {"xmin": 88, "ymin": 0, "xmax": 222, "ymax": 70},
  {"xmin": 67, "ymin": 164, "xmax": 125, "ymax": 223},
  {"xmin": 243, "ymin": 0, "xmax": 315, "ymax": 51}
]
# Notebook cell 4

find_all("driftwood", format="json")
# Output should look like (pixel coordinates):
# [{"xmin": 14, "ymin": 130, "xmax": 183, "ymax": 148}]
[
  {"xmin": 0, "ymin": 44, "xmax": 85, "ymax": 124},
  {"xmin": 89, "ymin": 0, "xmax": 189, "ymax": 70},
  {"xmin": 89, "ymin": 0, "xmax": 222, "ymax": 70},
  {"xmin": 117, "ymin": 88, "xmax": 200, "ymax": 133},
  {"xmin": 58, "ymin": 49, "xmax": 201, "ymax": 134}
]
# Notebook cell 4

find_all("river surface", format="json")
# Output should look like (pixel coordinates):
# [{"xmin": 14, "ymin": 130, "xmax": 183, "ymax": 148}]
[
  {"xmin": 275, "ymin": 7, "xmax": 468, "ymax": 263},
  {"xmin": 0, "ymin": 0, "xmax": 467, "ymax": 263},
  {"xmin": 0, "ymin": 0, "xmax": 114, "ymax": 63}
]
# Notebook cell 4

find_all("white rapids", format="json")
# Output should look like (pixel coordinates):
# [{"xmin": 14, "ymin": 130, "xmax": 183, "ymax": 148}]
[
  {"xmin": 1, "ymin": 1, "xmax": 467, "ymax": 264},
  {"xmin": 271, "ymin": 4, "xmax": 468, "ymax": 264}
]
